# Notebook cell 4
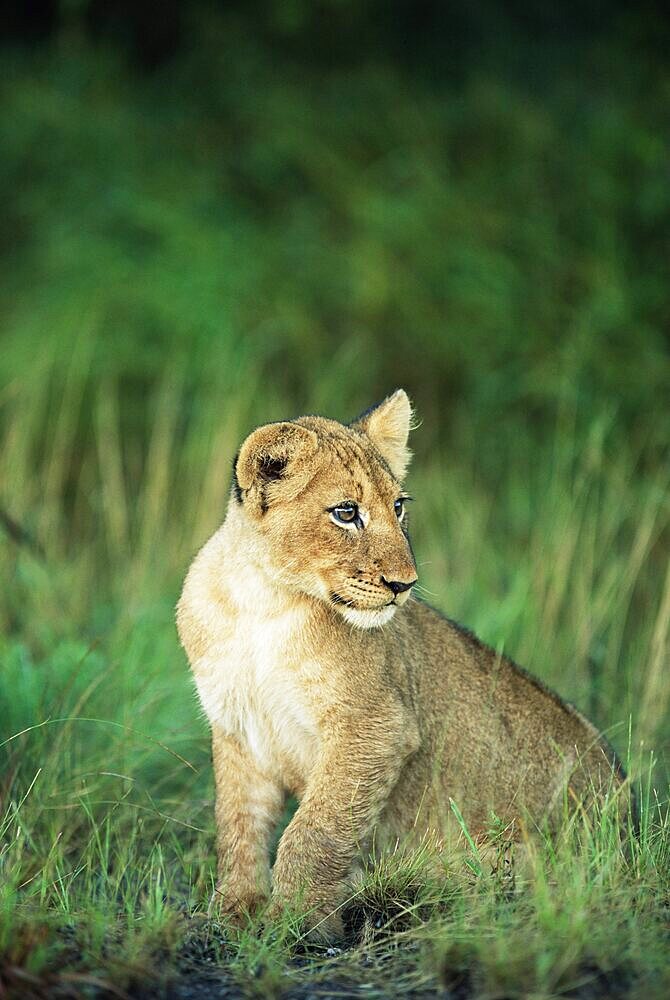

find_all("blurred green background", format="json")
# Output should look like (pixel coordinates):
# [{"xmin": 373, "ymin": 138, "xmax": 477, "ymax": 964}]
[
  {"xmin": 0, "ymin": 6, "xmax": 669, "ymax": 992},
  {"xmin": 1, "ymin": 0, "xmax": 669, "ymax": 789}
]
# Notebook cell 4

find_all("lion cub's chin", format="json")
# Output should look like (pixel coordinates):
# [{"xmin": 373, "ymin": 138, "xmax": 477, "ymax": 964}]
[{"xmin": 338, "ymin": 605, "xmax": 397, "ymax": 629}]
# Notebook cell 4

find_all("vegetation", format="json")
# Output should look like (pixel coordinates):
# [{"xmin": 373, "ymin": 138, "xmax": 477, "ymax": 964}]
[{"xmin": 1, "ymin": 6, "xmax": 669, "ymax": 997}]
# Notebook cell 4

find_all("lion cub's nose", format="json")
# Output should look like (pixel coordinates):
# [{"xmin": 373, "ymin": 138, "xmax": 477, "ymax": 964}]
[{"xmin": 382, "ymin": 577, "xmax": 418, "ymax": 596}]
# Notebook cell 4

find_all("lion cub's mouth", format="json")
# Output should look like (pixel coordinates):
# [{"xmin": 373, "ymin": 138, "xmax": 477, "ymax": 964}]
[
  {"xmin": 330, "ymin": 591, "xmax": 410, "ymax": 610},
  {"xmin": 329, "ymin": 592, "xmax": 349, "ymax": 607},
  {"xmin": 329, "ymin": 592, "xmax": 400, "ymax": 629},
  {"xmin": 330, "ymin": 591, "xmax": 394, "ymax": 610}
]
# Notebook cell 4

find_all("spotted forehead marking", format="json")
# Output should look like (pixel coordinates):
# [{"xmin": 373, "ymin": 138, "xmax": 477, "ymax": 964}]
[{"xmin": 324, "ymin": 429, "xmax": 395, "ymax": 499}]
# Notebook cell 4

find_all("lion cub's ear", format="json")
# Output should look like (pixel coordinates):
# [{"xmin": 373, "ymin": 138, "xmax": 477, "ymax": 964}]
[
  {"xmin": 352, "ymin": 389, "xmax": 414, "ymax": 481},
  {"xmin": 235, "ymin": 422, "xmax": 319, "ymax": 512}
]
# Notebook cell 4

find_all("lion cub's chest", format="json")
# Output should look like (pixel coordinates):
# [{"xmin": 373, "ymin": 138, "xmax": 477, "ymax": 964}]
[{"xmin": 193, "ymin": 598, "xmax": 320, "ymax": 787}]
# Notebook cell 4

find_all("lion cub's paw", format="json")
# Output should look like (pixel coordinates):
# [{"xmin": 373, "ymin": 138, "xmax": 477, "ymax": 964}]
[
  {"xmin": 207, "ymin": 884, "xmax": 269, "ymax": 927},
  {"xmin": 301, "ymin": 906, "xmax": 345, "ymax": 945},
  {"xmin": 265, "ymin": 897, "xmax": 345, "ymax": 945}
]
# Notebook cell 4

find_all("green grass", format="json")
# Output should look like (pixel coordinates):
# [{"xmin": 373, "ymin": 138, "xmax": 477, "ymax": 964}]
[
  {"xmin": 1, "ymin": 11, "xmax": 670, "ymax": 997},
  {"xmin": 1, "ymin": 355, "xmax": 668, "ymax": 996}
]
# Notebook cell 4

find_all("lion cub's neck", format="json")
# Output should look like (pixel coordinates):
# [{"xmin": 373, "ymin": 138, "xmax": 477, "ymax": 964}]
[{"xmin": 217, "ymin": 503, "xmax": 313, "ymax": 625}]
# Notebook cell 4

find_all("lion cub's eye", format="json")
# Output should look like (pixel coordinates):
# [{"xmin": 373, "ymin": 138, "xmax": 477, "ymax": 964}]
[
  {"xmin": 330, "ymin": 503, "xmax": 360, "ymax": 527},
  {"xmin": 394, "ymin": 496, "xmax": 412, "ymax": 521}
]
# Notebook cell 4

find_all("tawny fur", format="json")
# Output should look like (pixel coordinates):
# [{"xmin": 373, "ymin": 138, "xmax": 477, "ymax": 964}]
[{"xmin": 176, "ymin": 390, "xmax": 625, "ymax": 940}]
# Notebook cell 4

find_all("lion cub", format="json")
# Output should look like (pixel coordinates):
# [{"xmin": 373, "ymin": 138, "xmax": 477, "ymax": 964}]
[{"xmin": 177, "ymin": 390, "xmax": 625, "ymax": 939}]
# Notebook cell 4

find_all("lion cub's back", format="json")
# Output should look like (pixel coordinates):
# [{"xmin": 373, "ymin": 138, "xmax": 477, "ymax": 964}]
[{"xmin": 405, "ymin": 601, "xmax": 624, "ymax": 827}]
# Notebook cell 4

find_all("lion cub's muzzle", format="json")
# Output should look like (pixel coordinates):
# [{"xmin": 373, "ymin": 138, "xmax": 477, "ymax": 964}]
[{"xmin": 330, "ymin": 569, "xmax": 418, "ymax": 612}]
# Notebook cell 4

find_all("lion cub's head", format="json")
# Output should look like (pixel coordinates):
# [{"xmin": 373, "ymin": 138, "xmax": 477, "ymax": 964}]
[{"xmin": 232, "ymin": 390, "xmax": 418, "ymax": 629}]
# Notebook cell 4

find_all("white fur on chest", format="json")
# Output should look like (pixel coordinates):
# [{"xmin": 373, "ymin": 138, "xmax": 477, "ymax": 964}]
[{"xmin": 192, "ymin": 563, "xmax": 320, "ymax": 778}]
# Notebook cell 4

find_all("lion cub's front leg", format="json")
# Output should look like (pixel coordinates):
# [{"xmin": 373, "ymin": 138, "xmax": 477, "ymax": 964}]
[
  {"xmin": 270, "ymin": 713, "xmax": 419, "ymax": 941},
  {"xmin": 210, "ymin": 730, "xmax": 284, "ymax": 921}
]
